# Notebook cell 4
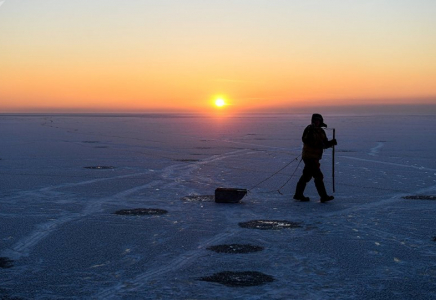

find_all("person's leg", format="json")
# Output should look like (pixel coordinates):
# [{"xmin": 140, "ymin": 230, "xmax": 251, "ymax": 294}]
[
  {"xmin": 313, "ymin": 163, "xmax": 334, "ymax": 203},
  {"xmin": 293, "ymin": 159, "xmax": 313, "ymax": 201},
  {"xmin": 294, "ymin": 178, "xmax": 309, "ymax": 201}
]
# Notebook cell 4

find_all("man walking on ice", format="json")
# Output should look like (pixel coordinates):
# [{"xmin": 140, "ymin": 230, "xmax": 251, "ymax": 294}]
[{"xmin": 294, "ymin": 114, "xmax": 337, "ymax": 203}]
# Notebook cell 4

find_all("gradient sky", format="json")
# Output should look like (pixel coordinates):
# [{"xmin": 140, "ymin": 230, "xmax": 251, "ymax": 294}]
[{"xmin": 1, "ymin": 0, "xmax": 435, "ymax": 113}]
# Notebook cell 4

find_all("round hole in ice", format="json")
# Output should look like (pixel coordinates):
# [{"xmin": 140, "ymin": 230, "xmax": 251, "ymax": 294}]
[
  {"xmin": 0, "ymin": 257, "xmax": 14, "ymax": 269},
  {"xmin": 173, "ymin": 159, "xmax": 200, "ymax": 162},
  {"xmin": 114, "ymin": 208, "xmax": 168, "ymax": 216},
  {"xmin": 402, "ymin": 195, "xmax": 436, "ymax": 200},
  {"xmin": 239, "ymin": 220, "xmax": 302, "ymax": 230},
  {"xmin": 207, "ymin": 244, "xmax": 264, "ymax": 254},
  {"xmin": 199, "ymin": 271, "xmax": 274, "ymax": 287},
  {"xmin": 84, "ymin": 166, "xmax": 115, "ymax": 169}
]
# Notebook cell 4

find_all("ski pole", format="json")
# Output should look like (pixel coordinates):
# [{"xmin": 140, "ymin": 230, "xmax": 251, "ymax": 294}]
[{"xmin": 332, "ymin": 128, "xmax": 335, "ymax": 193}]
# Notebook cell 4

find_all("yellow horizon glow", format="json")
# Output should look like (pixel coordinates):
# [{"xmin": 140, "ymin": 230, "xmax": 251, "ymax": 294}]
[{"xmin": 0, "ymin": 1, "xmax": 435, "ymax": 113}]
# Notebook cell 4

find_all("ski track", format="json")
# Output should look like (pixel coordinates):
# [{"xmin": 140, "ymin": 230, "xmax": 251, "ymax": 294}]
[
  {"xmin": 93, "ymin": 151, "xmax": 436, "ymax": 299},
  {"xmin": 317, "ymin": 183, "xmax": 436, "ymax": 254},
  {"xmin": 339, "ymin": 155, "xmax": 436, "ymax": 172},
  {"xmin": 340, "ymin": 218, "xmax": 436, "ymax": 256},
  {"xmin": 2, "ymin": 114, "xmax": 433, "ymax": 299},
  {"xmin": 368, "ymin": 141, "xmax": 384, "ymax": 156},
  {"xmin": 1, "ymin": 172, "xmax": 150, "ymax": 204},
  {"xmin": 2, "ymin": 146, "xmax": 432, "ymax": 260},
  {"xmin": 1, "ymin": 149, "xmax": 251, "ymax": 261},
  {"xmin": 93, "ymin": 231, "xmax": 237, "ymax": 299},
  {"xmin": 3, "ymin": 122, "xmax": 435, "ymax": 297},
  {"xmin": 1, "ymin": 179, "xmax": 164, "ymax": 260},
  {"xmin": 320, "ymin": 181, "xmax": 436, "ymax": 219},
  {"xmin": 93, "ymin": 149, "xmax": 255, "ymax": 298}
]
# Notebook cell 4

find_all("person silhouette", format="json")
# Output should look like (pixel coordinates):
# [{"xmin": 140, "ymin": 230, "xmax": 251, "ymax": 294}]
[{"xmin": 293, "ymin": 113, "xmax": 337, "ymax": 203}]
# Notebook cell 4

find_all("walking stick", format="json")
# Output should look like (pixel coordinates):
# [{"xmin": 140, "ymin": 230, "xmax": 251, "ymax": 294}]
[{"xmin": 332, "ymin": 128, "xmax": 335, "ymax": 193}]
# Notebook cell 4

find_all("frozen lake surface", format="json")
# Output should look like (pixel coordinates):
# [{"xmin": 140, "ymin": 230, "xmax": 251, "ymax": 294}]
[{"xmin": 1, "ymin": 113, "xmax": 436, "ymax": 299}]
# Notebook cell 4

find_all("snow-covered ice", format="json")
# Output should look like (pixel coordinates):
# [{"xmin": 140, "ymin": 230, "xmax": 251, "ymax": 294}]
[{"xmin": 1, "ymin": 113, "xmax": 436, "ymax": 299}]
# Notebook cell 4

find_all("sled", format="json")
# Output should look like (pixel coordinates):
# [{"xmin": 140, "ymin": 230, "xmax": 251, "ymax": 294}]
[{"xmin": 215, "ymin": 188, "xmax": 247, "ymax": 203}]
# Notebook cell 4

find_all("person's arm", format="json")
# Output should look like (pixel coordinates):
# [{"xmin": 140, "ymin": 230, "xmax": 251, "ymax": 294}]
[{"xmin": 323, "ymin": 129, "xmax": 337, "ymax": 148}]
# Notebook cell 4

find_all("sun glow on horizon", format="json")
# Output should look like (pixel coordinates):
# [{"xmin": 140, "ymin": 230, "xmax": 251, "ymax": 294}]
[
  {"xmin": 0, "ymin": 1, "xmax": 435, "ymax": 113},
  {"xmin": 215, "ymin": 98, "xmax": 226, "ymax": 108}
]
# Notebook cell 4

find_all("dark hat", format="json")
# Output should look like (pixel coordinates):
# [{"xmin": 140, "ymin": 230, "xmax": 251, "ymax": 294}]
[{"xmin": 311, "ymin": 113, "xmax": 327, "ymax": 127}]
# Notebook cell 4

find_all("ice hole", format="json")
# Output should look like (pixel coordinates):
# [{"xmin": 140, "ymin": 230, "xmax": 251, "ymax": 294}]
[
  {"xmin": 0, "ymin": 294, "xmax": 25, "ymax": 300},
  {"xmin": 239, "ymin": 220, "xmax": 302, "ymax": 230},
  {"xmin": 207, "ymin": 244, "xmax": 264, "ymax": 254},
  {"xmin": 174, "ymin": 159, "xmax": 200, "ymax": 162},
  {"xmin": 0, "ymin": 257, "xmax": 14, "ymax": 269},
  {"xmin": 402, "ymin": 195, "xmax": 436, "ymax": 200},
  {"xmin": 84, "ymin": 166, "xmax": 115, "ymax": 170},
  {"xmin": 199, "ymin": 271, "xmax": 274, "ymax": 287},
  {"xmin": 114, "ymin": 208, "xmax": 168, "ymax": 216}
]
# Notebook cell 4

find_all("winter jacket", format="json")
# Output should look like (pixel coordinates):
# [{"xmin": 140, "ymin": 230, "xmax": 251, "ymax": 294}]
[{"xmin": 301, "ymin": 125, "xmax": 334, "ymax": 160}]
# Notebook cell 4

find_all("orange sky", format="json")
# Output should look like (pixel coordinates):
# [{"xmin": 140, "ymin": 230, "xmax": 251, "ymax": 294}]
[{"xmin": 0, "ymin": 1, "xmax": 435, "ymax": 113}]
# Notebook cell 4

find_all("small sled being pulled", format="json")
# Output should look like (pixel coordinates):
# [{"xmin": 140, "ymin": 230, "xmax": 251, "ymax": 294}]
[{"xmin": 215, "ymin": 188, "xmax": 247, "ymax": 203}]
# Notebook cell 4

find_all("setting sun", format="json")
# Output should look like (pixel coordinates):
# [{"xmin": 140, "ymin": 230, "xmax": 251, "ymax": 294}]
[
  {"xmin": 215, "ymin": 98, "xmax": 226, "ymax": 108},
  {"xmin": 0, "ymin": 1, "xmax": 435, "ymax": 114}
]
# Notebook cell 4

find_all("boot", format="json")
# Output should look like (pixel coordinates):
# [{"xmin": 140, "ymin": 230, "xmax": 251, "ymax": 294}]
[
  {"xmin": 315, "ymin": 179, "xmax": 334, "ymax": 203},
  {"xmin": 320, "ymin": 195, "xmax": 334, "ymax": 203},
  {"xmin": 293, "ymin": 179, "xmax": 310, "ymax": 202}
]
